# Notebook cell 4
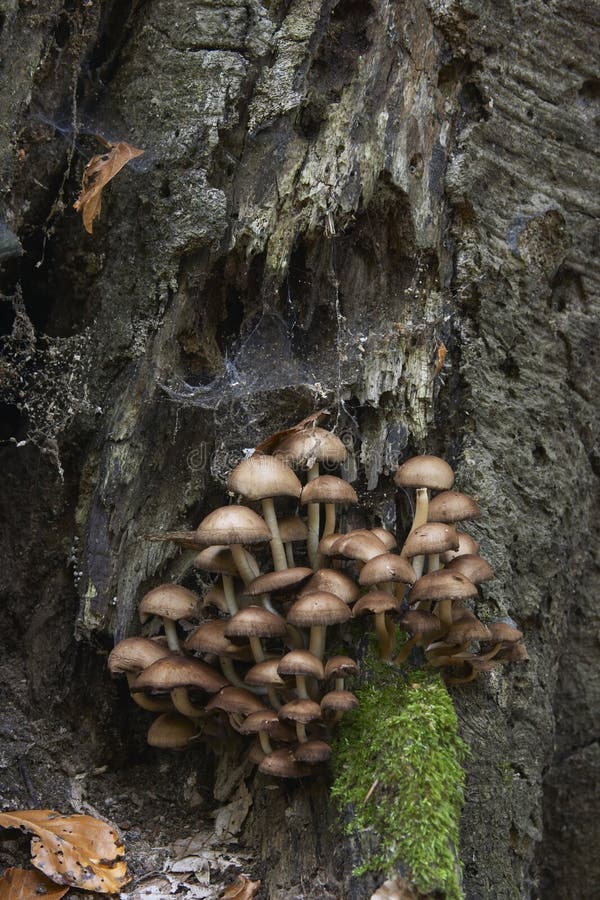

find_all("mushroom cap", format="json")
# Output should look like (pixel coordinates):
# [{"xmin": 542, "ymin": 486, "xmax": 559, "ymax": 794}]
[
  {"xmin": 273, "ymin": 427, "xmax": 347, "ymax": 468},
  {"xmin": 318, "ymin": 532, "xmax": 345, "ymax": 555},
  {"xmin": 400, "ymin": 609, "xmax": 442, "ymax": 638},
  {"xmin": 485, "ymin": 622, "xmax": 524, "ymax": 644},
  {"xmin": 409, "ymin": 570, "xmax": 478, "ymax": 603},
  {"xmin": 324, "ymin": 655, "xmax": 359, "ymax": 679},
  {"xmin": 444, "ymin": 617, "xmax": 492, "ymax": 645},
  {"xmin": 287, "ymin": 592, "xmax": 351, "ymax": 627},
  {"xmin": 205, "ymin": 686, "xmax": 267, "ymax": 716},
  {"xmin": 401, "ymin": 523, "xmax": 460, "ymax": 558},
  {"xmin": 394, "ymin": 455, "xmax": 455, "ymax": 491},
  {"xmin": 139, "ymin": 584, "xmax": 200, "ymax": 623},
  {"xmin": 224, "ymin": 606, "xmax": 287, "ymax": 640},
  {"xmin": 194, "ymin": 505, "xmax": 272, "ymax": 546},
  {"xmin": 359, "ymin": 553, "xmax": 416, "ymax": 587},
  {"xmin": 239, "ymin": 709, "xmax": 280, "ymax": 735},
  {"xmin": 440, "ymin": 532, "xmax": 480, "ymax": 563},
  {"xmin": 200, "ymin": 586, "xmax": 229, "ymax": 614},
  {"xmin": 258, "ymin": 748, "xmax": 313, "ymax": 778},
  {"xmin": 193, "ymin": 545, "xmax": 239, "ymax": 575},
  {"xmin": 370, "ymin": 527, "xmax": 397, "ymax": 550},
  {"xmin": 228, "ymin": 455, "xmax": 302, "ymax": 501},
  {"xmin": 428, "ymin": 491, "xmax": 481, "ymax": 523},
  {"xmin": 497, "ymin": 642, "xmax": 529, "ymax": 662},
  {"xmin": 245, "ymin": 567, "xmax": 313, "ymax": 597},
  {"xmin": 299, "ymin": 569, "xmax": 360, "ymax": 604},
  {"xmin": 244, "ymin": 658, "xmax": 287, "ymax": 687},
  {"xmin": 184, "ymin": 620, "xmax": 253, "ymax": 660},
  {"xmin": 108, "ymin": 637, "xmax": 171, "ymax": 675},
  {"xmin": 132, "ymin": 656, "xmax": 227, "ymax": 694},
  {"xmin": 278, "ymin": 698, "xmax": 322, "ymax": 724},
  {"xmin": 300, "ymin": 475, "xmax": 358, "ymax": 505},
  {"xmin": 147, "ymin": 713, "xmax": 198, "ymax": 750},
  {"xmin": 278, "ymin": 516, "xmax": 309, "ymax": 542},
  {"xmin": 353, "ymin": 591, "xmax": 401, "ymax": 617},
  {"xmin": 293, "ymin": 739, "xmax": 331, "ymax": 763},
  {"xmin": 444, "ymin": 554, "xmax": 494, "ymax": 584},
  {"xmin": 330, "ymin": 530, "xmax": 388, "ymax": 562},
  {"xmin": 277, "ymin": 650, "xmax": 325, "ymax": 680},
  {"xmin": 320, "ymin": 690, "xmax": 359, "ymax": 712}
]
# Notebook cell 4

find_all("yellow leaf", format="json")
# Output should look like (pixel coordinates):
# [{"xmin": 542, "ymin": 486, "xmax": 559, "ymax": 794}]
[
  {"xmin": 220, "ymin": 874, "xmax": 261, "ymax": 899},
  {"xmin": 0, "ymin": 867, "xmax": 69, "ymax": 899},
  {"xmin": 73, "ymin": 139, "xmax": 144, "ymax": 234},
  {"xmin": 0, "ymin": 809, "xmax": 131, "ymax": 894}
]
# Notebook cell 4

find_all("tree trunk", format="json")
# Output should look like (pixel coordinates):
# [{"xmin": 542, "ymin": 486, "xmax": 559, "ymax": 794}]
[{"xmin": 0, "ymin": 0, "xmax": 598, "ymax": 897}]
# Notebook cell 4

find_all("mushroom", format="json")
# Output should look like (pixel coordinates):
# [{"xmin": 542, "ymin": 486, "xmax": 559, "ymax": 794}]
[
  {"xmin": 238, "ymin": 709, "xmax": 295, "ymax": 755},
  {"xmin": 225, "ymin": 607, "xmax": 288, "ymax": 708},
  {"xmin": 258, "ymin": 748, "xmax": 313, "ymax": 778},
  {"xmin": 478, "ymin": 621, "xmax": 524, "ymax": 661},
  {"xmin": 147, "ymin": 713, "xmax": 199, "ymax": 750},
  {"xmin": 352, "ymin": 590, "xmax": 401, "ymax": 660},
  {"xmin": 298, "ymin": 569, "xmax": 360, "ymax": 605},
  {"xmin": 370, "ymin": 527, "xmax": 397, "ymax": 550},
  {"xmin": 444, "ymin": 554, "xmax": 494, "ymax": 584},
  {"xmin": 277, "ymin": 650, "xmax": 324, "ymax": 700},
  {"xmin": 278, "ymin": 698, "xmax": 322, "ymax": 743},
  {"xmin": 320, "ymin": 689, "xmax": 359, "ymax": 725},
  {"xmin": 408, "ymin": 570, "xmax": 478, "ymax": 630},
  {"xmin": 358, "ymin": 552, "xmax": 416, "ymax": 597},
  {"xmin": 132, "ymin": 655, "xmax": 227, "ymax": 719},
  {"xmin": 293, "ymin": 739, "xmax": 332, "ymax": 764},
  {"xmin": 427, "ymin": 490, "xmax": 481, "ymax": 523},
  {"xmin": 440, "ymin": 532, "xmax": 480, "ymax": 564},
  {"xmin": 286, "ymin": 591, "xmax": 351, "ymax": 659},
  {"xmin": 108, "ymin": 637, "xmax": 174, "ymax": 713},
  {"xmin": 324, "ymin": 655, "xmax": 359, "ymax": 692},
  {"xmin": 401, "ymin": 522, "xmax": 460, "ymax": 578},
  {"xmin": 194, "ymin": 506, "xmax": 272, "ymax": 587},
  {"xmin": 393, "ymin": 609, "xmax": 443, "ymax": 665},
  {"xmin": 139, "ymin": 584, "xmax": 201, "ymax": 653},
  {"xmin": 300, "ymin": 475, "xmax": 358, "ymax": 566},
  {"xmin": 394, "ymin": 454, "xmax": 455, "ymax": 535},
  {"xmin": 278, "ymin": 516, "xmax": 309, "ymax": 566},
  {"xmin": 183, "ymin": 620, "xmax": 256, "ymax": 690},
  {"xmin": 193, "ymin": 545, "xmax": 247, "ymax": 618}
]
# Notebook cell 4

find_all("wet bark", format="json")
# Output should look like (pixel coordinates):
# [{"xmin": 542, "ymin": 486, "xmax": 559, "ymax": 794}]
[{"xmin": 0, "ymin": 0, "xmax": 599, "ymax": 897}]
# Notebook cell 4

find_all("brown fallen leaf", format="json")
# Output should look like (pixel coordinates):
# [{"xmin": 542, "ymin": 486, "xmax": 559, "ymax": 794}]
[
  {"xmin": 73, "ymin": 138, "xmax": 144, "ymax": 234},
  {"xmin": 253, "ymin": 409, "xmax": 330, "ymax": 456},
  {"xmin": 220, "ymin": 874, "xmax": 261, "ymax": 899},
  {"xmin": 0, "ymin": 809, "xmax": 131, "ymax": 894},
  {"xmin": 0, "ymin": 867, "xmax": 69, "ymax": 899}
]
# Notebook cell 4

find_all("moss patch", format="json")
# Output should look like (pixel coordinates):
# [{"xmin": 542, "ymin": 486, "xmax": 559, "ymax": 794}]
[{"xmin": 330, "ymin": 662, "xmax": 467, "ymax": 899}]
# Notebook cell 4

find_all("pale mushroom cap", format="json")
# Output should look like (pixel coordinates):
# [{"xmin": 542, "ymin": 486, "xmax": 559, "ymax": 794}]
[
  {"xmin": 428, "ymin": 491, "xmax": 481, "ymax": 523},
  {"xmin": 299, "ymin": 569, "xmax": 360, "ymax": 604},
  {"xmin": 224, "ymin": 606, "xmax": 287, "ymax": 640},
  {"xmin": 293, "ymin": 739, "xmax": 331, "ymax": 763},
  {"xmin": 394, "ymin": 455, "xmax": 455, "ymax": 491},
  {"xmin": 184, "ymin": 620, "xmax": 252, "ymax": 659},
  {"xmin": 277, "ymin": 650, "xmax": 325, "ymax": 680},
  {"xmin": 244, "ymin": 658, "xmax": 287, "ymax": 687},
  {"xmin": 273, "ymin": 427, "xmax": 347, "ymax": 468},
  {"xmin": 147, "ymin": 713, "xmax": 198, "ymax": 750},
  {"xmin": 402, "ymin": 523, "xmax": 460, "ymax": 557},
  {"xmin": 108, "ymin": 637, "xmax": 171, "ymax": 675},
  {"xmin": 353, "ymin": 591, "xmax": 401, "ymax": 616},
  {"xmin": 318, "ymin": 532, "xmax": 345, "ymax": 555},
  {"xmin": 193, "ymin": 546, "xmax": 239, "ymax": 575},
  {"xmin": 330, "ymin": 531, "xmax": 388, "ymax": 562},
  {"xmin": 440, "ymin": 532, "xmax": 480, "ymax": 563},
  {"xmin": 300, "ymin": 475, "xmax": 358, "ymax": 505},
  {"xmin": 278, "ymin": 698, "xmax": 322, "ymax": 724},
  {"xmin": 444, "ymin": 554, "xmax": 494, "ymax": 584},
  {"xmin": 258, "ymin": 748, "xmax": 312, "ymax": 778},
  {"xmin": 228, "ymin": 455, "xmax": 302, "ymax": 501},
  {"xmin": 278, "ymin": 516, "xmax": 309, "ymax": 542},
  {"xmin": 245, "ymin": 567, "xmax": 313, "ymax": 596},
  {"xmin": 320, "ymin": 690, "xmax": 359, "ymax": 712},
  {"xmin": 194, "ymin": 505, "xmax": 272, "ymax": 546},
  {"xmin": 139, "ymin": 584, "xmax": 200, "ymax": 623},
  {"xmin": 370, "ymin": 527, "xmax": 397, "ymax": 550},
  {"xmin": 287, "ymin": 591, "xmax": 352, "ymax": 627},
  {"xmin": 409, "ymin": 570, "xmax": 479, "ymax": 603},
  {"xmin": 132, "ymin": 656, "xmax": 227, "ymax": 693},
  {"xmin": 324, "ymin": 655, "xmax": 359, "ymax": 679},
  {"xmin": 205, "ymin": 686, "xmax": 267, "ymax": 715},
  {"xmin": 359, "ymin": 553, "xmax": 416, "ymax": 587}
]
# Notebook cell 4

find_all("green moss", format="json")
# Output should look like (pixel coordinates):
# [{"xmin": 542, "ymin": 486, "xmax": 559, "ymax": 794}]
[{"xmin": 330, "ymin": 661, "xmax": 467, "ymax": 899}]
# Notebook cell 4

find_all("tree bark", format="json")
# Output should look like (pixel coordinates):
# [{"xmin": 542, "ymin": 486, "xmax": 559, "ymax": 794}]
[{"xmin": 0, "ymin": 0, "xmax": 598, "ymax": 897}]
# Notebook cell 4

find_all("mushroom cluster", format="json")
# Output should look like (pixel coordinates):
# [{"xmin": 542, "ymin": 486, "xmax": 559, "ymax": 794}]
[{"xmin": 108, "ymin": 422, "xmax": 527, "ymax": 776}]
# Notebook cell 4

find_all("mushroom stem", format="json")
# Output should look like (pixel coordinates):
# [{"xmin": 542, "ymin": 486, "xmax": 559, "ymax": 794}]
[
  {"xmin": 375, "ymin": 613, "xmax": 393, "ymax": 660},
  {"xmin": 171, "ymin": 687, "xmax": 206, "ymax": 718},
  {"xmin": 323, "ymin": 503, "xmax": 336, "ymax": 538},
  {"xmin": 393, "ymin": 635, "xmax": 418, "ymax": 665},
  {"xmin": 478, "ymin": 643, "xmax": 504, "ymax": 662},
  {"xmin": 126, "ymin": 675, "xmax": 173, "ymax": 712},
  {"xmin": 295, "ymin": 675, "xmax": 309, "ymax": 700},
  {"xmin": 306, "ymin": 461, "xmax": 321, "ymax": 568},
  {"xmin": 219, "ymin": 657, "xmax": 264, "ymax": 693},
  {"xmin": 445, "ymin": 664, "xmax": 478, "ymax": 685},
  {"xmin": 428, "ymin": 553, "xmax": 441, "ymax": 573},
  {"xmin": 309, "ymin": 625, "xmax": 326, "ymax": 660},
  {"xmin": 285, "ymin": 624, "xmax": 306, "ymax": 650},
  {"xmin": 163, "ymin": 618, "xmax": 181, "ymax": 653},
  {"xmin": 284, "ymin": 543, "xmax": 295, "ymax": 567},
  {"xmin": 261, "ymin": 497, "xmax": 288, "ymax": 572},
  {"xmin": 436, "ymin": 598, "xmax": 454, "ymax": 631},
  {"xmin": 222, "ymin": 574, "xmax": 239, "ymax": 617},
  {"xmin": 296, "ymin": 722, "xmax": 308, "ymax": 743},
  {"xmin": 258, "ymin": 731, "xmax": 273, "ymax": 755},
  {"xmin": 405, "ymin": 486, "xmax": 429, "ymax": 578},
  {"xmin": 230, "ymin": 544, "xmax": 258, "ymax": 587}
]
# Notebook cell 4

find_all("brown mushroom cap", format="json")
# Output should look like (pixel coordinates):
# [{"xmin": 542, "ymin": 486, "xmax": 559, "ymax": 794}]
[
  {"xmin": 287, "ymin": 592, "xmax": 352, "ymax": 627},
  {"xmin": 401, "ymin": 523, "xmax": 460, "ymax": 558},
  {"xmin": 293, "ymin": 739, "xmax": 332, "ymax": 763},
  {"xmin": 428, "ymin": 491, "xmax": 481, "ymax": 523},
  {"xmin": 278, "ymin": 516, "xmax": 309, "ymax": 542},
  {"xmin": 440, "ymin": 532, "xmax": 480, "ymax": 563},
  {"xmin": 444, "ymin": 554, "xmax": 494, "ymax": 584},
  {"xmin": 273, "ymin": 427, "xmax": 347, "ymax": 468},
  {"xmin": 147, "ymin": 713, "xmax": 198, "ymax": 750},
  {"xmin": 359, "ymin": 553, "xmax": 416, "ymax": 587},
  {"xmin": 300, "ymin": 475, "xmax": 358, "ymax": 505},
  {"xmin": 370, "ymin": 527, "xmax": 397, "ymax": 550},
  {"xmin": 258, "ymin": 748, "xmax": 312, "ymax": 778},
  {"xmin": 224, "ymin": 606, "xmax": 287, "ymax": 641},
  {"xmin": 194, "ymin": 505, "xmax": 272, "ymax": 546},
  {"xmin": 205, "ymin": 686, "xmax": 267, "ymax": 716},
  {"xmin": 497, "ymin": 642, "xmax": 529, "ymax": 662},
  {"xmin": 444, "ymin": 617, "xmax": 492, "ymax": 645},
  {"xmin": 108, "ymin": 637, "xmax": 171, "ymax": 676},
  {"xmin": 324, "ymin": 655, "xmax": 359, "ymax": 680},
  {"xmin": 277, "ymin": 650, "xmax": 325, "ymax": 680},
  {"xmin": 193, "ymin": 546, "xmax": 239, "ymax": 575},
  {"xmin": 394, "ymin": 455, "xmax": 455, "ymax": 491},
  {"xmin": 132, "ymin": 656, "xmax": 227, "ymax": 694},
  {"xmin": 400, "ymin": 609, "xmax": 442, "ymax": 639},
  {"xmin": 139, "ymin": 585, "xmax": 200, "ymax": 623},
  {"xmin": 320, "ymin": 690, "xmax": 359, "ymax": 713},
  {"xmin": 278, "ymin": 698, "xmax": 322, "ymax": 725},
  {"xmin": 228, "ymin": 455, "xmax": 302, "ymax": 501},
  {"xmin": 239, "ymin": 710, "xmax": 281, "ymax": 735},
  {"xmin": 330, "ymin": 531, "xmax": 388, "ymax": 562},
  {"xmin": 299, "ymin": 569, "xmax": 360, "ymax": 604},
  {"xmin": 353, "ymin": 591, "xmax": 401, "ymax": 617},
  {"xmin": 184, "ymin": 620, "xmax": 253, "ymax": 660},
  {"xmin": 244, "ymin": 658, "xmax": 287, "ymax": 687},
  {"xmin": 245, "ymin": 567, "xmax": 313, "ymax": 597},
  {"xmin": 485, "ymin": 622, "xmax": 524, "ymax": 644},
  {"xmin": 409, "ymin": 570, "xmax": 478, "ymax": 604},
  {"xmin": 318, "ymin": 532, "xmax": 345, "ymax": 555}
]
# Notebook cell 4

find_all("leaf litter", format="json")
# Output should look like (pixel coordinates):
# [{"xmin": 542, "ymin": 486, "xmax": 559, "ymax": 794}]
[{"xmin": 73, "ymin": 138, "xmax": 144, "ymax": 234}]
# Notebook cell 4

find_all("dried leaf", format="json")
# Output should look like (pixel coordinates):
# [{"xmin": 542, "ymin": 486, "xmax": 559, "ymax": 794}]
[
  {"xmin": 0, "ymin": 867, "xmax": 69, "ymax": 899},
  {"xmin": 0, "ymin": 809, "xmax": 131, "ymax": 894},
  {"xmin": 253, "ymin": 409, "xmax": 330, "ymax": 455},
  {"xmin": 73, "ymin": 139, "xmax": 144, "ymax": 234},
  {"xmin": 220, "ymin": 875, "xmax": 261, "ymax": 899}
]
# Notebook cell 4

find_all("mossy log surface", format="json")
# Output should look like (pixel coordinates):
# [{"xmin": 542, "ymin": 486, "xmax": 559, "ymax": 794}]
[{"xmin": 0, "ymin": 0, "xmax": 599, "ymax": 897}]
